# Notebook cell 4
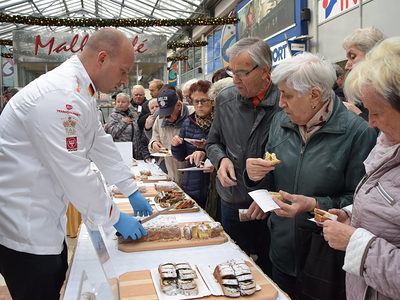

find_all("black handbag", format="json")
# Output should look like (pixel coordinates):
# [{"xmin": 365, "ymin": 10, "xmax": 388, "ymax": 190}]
[{"xmin": 295, "ymin": 228, "xmax": 346, "ymax": 300}]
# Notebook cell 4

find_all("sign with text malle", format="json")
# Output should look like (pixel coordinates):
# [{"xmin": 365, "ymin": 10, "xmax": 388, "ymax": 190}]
[{"xmin": 13, "ymin": 30, "xmax": 167, "ymax": 64}]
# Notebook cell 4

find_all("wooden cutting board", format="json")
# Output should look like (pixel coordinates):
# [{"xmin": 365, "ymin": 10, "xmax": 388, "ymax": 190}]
[
  {"xmin": 114, "ymin": 186, "xmax": 159, "ymax": 198},
  {"xmin": 119, "ymin": 262, "xmax": 279, "ymax": 300},
  {"xmin": 118, "ymin": 222, "xmax": 228, "ymax": 252},
  {"xmin": 117, "ymin": 202, "xmax": 200, "ymax": 216},
  {"xmin": 133, "ymin": 175, "xmax": 170, "ymax": 183}
]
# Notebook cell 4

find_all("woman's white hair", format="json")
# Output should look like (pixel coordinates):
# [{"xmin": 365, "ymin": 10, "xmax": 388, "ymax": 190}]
[
  {"xmin": 342, "ymin": 27, "xmax": 385, "ymax": 53},
  {"xmin": 209, "ymin": 77, "xmax": 234, "ymax": 100},
  {"xmin": 116, "ymin": 92, "xmax": 130, "ymax": 102},
  {"xmin": 271, "ymin": 52, "xmax": 336, "ymax": 102},
  {"xmin": 344, "ymin": 37, "xmax": 400, "ymax": 112}
]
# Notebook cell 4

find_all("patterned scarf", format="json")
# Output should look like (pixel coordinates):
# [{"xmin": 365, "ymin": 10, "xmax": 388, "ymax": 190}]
[
  {"xmin": 299, "ymin": 98, "xmax": 333, "ymax": 145},
  {"xmin": 364, "ymin": 132, "xmax": 400, "ymax": 175},
  {"xmin": 195, "ymin": 110, "xmax": 214, "ymax": 132}
]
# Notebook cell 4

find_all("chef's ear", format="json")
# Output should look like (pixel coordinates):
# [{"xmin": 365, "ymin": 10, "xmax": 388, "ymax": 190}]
[{"xmin": 97, "ymin": 50, "xmax": 108, "ymax": 66}]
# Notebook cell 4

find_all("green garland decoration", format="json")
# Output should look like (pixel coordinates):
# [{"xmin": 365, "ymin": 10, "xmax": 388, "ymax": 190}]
[
  {"xmin": 0, "ymin": 13, "xmax": 239, "ymax": 28},
  {"xmin": 167, "ymin": 41, "xmax": 208, "ymax": 49},
  {"xmin": 0, "ymin": 39, "xmax": 13, "ymax": 46},
  {"xmin": 167, "ymin": 56, "xmax": 188, "ymax": 62},
  {"xmin": 1, "ymin": 53, "xmax": 13, "ymax": 58}
]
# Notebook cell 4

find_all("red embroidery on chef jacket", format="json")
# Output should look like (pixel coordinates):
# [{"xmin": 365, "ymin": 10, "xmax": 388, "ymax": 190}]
[
  {"xmin": 66, "ymin": 136, "xmax": 78, "ymax": 151},
  {"xmin": 66, "ymin": 104, "xmax": 73, "ymax": 110}
]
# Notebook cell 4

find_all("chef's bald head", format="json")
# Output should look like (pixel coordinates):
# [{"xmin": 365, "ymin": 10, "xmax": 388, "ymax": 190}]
[{"xmin": 83, "ymin": 28, "xmax": 133, "ymax": 59}]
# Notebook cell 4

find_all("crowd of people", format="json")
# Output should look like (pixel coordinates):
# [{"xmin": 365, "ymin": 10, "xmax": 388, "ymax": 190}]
[{"xmin": 0, "ymin": 26, "xmax": 399, "ymax": 300}]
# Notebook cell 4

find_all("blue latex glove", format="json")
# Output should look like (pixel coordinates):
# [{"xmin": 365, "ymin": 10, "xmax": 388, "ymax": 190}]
[
  {"xmin": 113, "ymin": 212, "xmax": 147, "ymax": 240},
  {"xmin": 128, "ymin": 190, "xmax": 153, "ymax": 217}
]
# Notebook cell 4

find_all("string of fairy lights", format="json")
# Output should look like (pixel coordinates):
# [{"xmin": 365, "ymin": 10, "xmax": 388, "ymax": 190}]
[{"xmin": 0, "ymin": 14, "xmax": 238, "ymax": 60}]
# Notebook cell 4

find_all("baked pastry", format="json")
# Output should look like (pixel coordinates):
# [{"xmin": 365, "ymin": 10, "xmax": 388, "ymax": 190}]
[
  {"xmin": 174, "ymin": 199, "xmax": 195, "ymax": 209},
  {"xmin": 264, "ymin": 151, "xmax": 280, "ymax": 164},
  {"xmin": 213, "ymin": 259, "xmax": 256, "ymax": 297},
  {"xmin": 159, "ymin": 148, "xmax": 170, "ymax": 154},
  {"xmin": 314, "ymin": 208, "xmax": 337, "ymax": 223},
  {"xmin": 154, "ymin": 190, "xmax": 184, "ymax": 208},
  {"xmin": 158, "ymin": 262, "xmax": 198, "ymax": 296},
  {"xmin": 140, "ymin": 216, "xmax": 181, "ymax": 242},
  {"xmin": 269, "ymin": 191, "xmax": 283, "ymax": 201},
  {"xmin": 182, "ymin": 222, "xmax": 223, "ymax": 240}
]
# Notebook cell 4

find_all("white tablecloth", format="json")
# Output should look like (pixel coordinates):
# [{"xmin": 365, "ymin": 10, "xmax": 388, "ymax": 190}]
[{"xmin": 61, "ymin": 161, "xmax": 289, "ymax": 300}]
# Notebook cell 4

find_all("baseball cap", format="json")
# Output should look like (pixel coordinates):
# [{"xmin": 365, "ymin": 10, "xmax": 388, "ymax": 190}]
[{"xmin": 157, "ymin": 89, "xmax": 178, "ymax": 117}]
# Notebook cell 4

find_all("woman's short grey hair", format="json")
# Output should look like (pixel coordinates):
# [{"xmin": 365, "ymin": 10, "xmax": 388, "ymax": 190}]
[
  {"xmin": 226, "ymin": 37, "xmax": 272, "ymax": 68},
  {"xmin": 344, "ymin": 37, "xmax": 400, "ymax": 112},
  {"xmin": 342, "ymin": 27, "xmax": 385, "ymax": 54},
  {"xmin": 116, "ymin": 92, "xmax": 130, "ymax": 102},
  {"xmin": 209, "ymin": 77, "xmax": 234, "ymax": 100},
  {"xmin": 148, "ymin": 98, "xmax": 158, "ymax": 106},
  {"xmin": 271, "ymin": 52, "xmax": 336, "ymax": 102}
]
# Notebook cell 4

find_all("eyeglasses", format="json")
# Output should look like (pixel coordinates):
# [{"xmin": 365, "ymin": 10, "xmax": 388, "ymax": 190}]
[
  {"xmin": 225, "ymin": 64, "xmax": 259, "ymax": 78},
  {"xmin": 193, "ymin": 99, "xmax": 211, "ymax": 106}
]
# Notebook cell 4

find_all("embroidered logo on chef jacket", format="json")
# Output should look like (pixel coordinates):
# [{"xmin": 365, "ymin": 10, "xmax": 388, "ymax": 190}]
[
  {"xmin": 66, "ymin": 104, "xmax": 73, "ymax": 110},
  {"xmin": 88, "ymin": 84, "xmax": 95, "ymax": 97},
  {"xmin": 63, "ymin": 116, "xmax": 78, "ymax": 151}
]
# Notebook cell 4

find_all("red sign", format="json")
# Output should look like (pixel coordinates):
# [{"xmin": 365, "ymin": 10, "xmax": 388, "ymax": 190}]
[
  {"xmin": 35, "ymin": 33, "xmax": 148, "ymax": 56},
  {"xmin": 66, "ymin": 136, "xmax": 78, "ymax": 151}
]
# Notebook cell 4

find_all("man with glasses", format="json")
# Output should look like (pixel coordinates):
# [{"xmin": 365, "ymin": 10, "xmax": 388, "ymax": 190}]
[{"xmin": 206, "ymin": 37, "xmax": 281, "ymax": 276}]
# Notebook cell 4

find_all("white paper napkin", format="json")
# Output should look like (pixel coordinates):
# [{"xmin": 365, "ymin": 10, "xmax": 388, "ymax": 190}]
[{"xmin": 248, "ymin": 189, "xmax": 280, "ymax": 213}]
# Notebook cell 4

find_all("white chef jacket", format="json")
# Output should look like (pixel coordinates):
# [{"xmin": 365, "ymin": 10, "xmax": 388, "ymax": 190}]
[{"xmin": 0, "ymin": 56, "xmax": 137, "ymax": 255}]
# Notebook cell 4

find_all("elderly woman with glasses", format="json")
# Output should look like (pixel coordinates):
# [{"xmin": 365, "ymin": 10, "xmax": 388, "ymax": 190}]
[
  {"xmin": 171, "ymin": 80, "xmax": 214, "ymax": 209},
  {"xmin": 323, "ymin": 37, "xmax": 400, "ymax": 300},
  {"xmin": 244, "ymin": 52, "xmax": 377, "ymax": 299}
]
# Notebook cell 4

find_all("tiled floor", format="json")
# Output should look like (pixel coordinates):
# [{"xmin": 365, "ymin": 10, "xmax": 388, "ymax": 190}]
[{"xmin": 0, "ymin": 237, "xmax": 77, "ymax": 299}]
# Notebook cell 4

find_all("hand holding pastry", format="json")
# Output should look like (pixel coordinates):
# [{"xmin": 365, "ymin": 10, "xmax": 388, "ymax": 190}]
[
  {"xmin": 273, "ymin": 191, "xmax": 317, "ymax": 218},
  {"xmin": 246, "ymin": 158, "xmax": 277, "ymax": 182},
  {"xmin": 185, "ymin": 151, "xmax": 205, "ymax": 166},
  {"xmin": 152, "ymin": 141, "xmax": 163, "ymax": 153}
]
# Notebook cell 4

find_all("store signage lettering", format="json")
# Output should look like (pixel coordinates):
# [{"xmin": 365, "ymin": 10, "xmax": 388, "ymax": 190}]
[
  {"xmin": 34, "ymin": 33, "xmax": 148, "ymax": 56},
  {"xmin": 319, "ymin": 0, "xmax": 358, "ymax": 23},
  {"xmin": 35, "ymin": 34, "xmax": 89, "ymax": 55}
]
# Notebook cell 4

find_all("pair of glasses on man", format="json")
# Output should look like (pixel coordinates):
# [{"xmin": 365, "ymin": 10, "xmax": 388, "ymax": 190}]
[
  {"xmin": 225, "ymin": 64, "xmax": 259, "ymax": 78},
  {"xmin": 193, "ymin": 99, "xmax": 211, "ymax": 106}
]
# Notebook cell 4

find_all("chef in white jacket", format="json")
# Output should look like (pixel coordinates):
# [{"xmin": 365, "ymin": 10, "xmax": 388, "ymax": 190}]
[{"xmin": 0, "ymin": 28, "xmax": 152, "ymax": 300}]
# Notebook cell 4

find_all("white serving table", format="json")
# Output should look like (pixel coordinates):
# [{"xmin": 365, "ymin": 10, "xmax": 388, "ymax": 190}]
[{"xmin": 61, "ymin": 161, "xmax": 289, "ymax": 300}]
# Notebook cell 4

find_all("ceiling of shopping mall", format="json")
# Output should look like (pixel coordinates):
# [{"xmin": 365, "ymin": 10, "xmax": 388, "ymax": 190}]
[{"xmin": 0, "ymin": 0, "xmax": 214, "ymax": 41}]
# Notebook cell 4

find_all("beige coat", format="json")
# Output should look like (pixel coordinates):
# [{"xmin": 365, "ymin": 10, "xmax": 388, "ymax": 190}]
[{"xmin": 148, "ymin": 104, "xmax": 194, "ymax": 186}]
